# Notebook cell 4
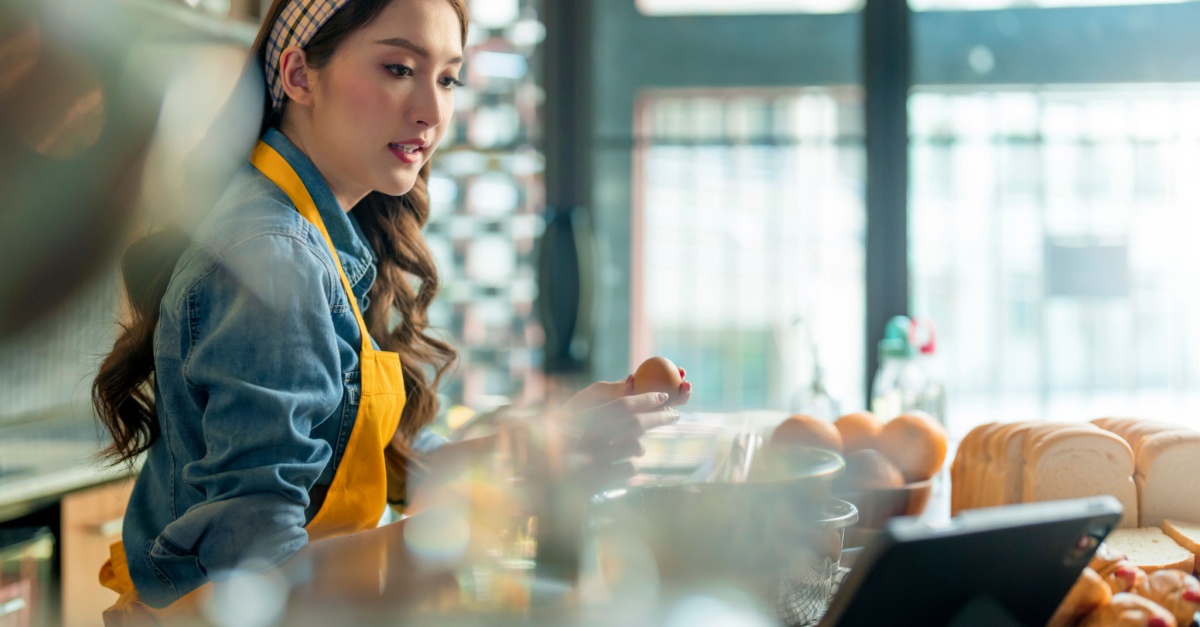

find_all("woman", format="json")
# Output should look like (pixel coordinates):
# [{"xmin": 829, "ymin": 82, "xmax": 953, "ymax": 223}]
[{"xmin": 92, "ymin": 0, "xmax": 691, "ymax": 619}]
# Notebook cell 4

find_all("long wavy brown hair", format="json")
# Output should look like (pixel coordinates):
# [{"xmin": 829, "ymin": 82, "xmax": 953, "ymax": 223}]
[{"xmin": 93, "ymin": 0, "xmax": 466, "ymax": 480}]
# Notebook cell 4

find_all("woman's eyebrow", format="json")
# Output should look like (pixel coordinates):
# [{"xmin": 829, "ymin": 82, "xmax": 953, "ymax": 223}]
[{"xmin": 374, "ymin": 37, "xmax": 463, "ymax": 65}]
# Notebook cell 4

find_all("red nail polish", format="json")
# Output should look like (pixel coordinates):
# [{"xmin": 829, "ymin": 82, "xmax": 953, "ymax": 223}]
[
  {"xmin": 1183, "ymin": 589, "xmax": 1200, "ymax": 603},
  {"xmin": 682, "ymin": 381, "xmax": 692, "ymax": 392},
  {"xmin": 1148, "ymin": 618, "xmax": 1168, "ymax": 627}
]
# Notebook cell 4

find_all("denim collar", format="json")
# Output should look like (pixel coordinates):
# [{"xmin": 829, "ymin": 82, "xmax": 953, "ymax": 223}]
[{"xmin": 262, "ymin": 128, "xmax": 377, "ymax": 299}]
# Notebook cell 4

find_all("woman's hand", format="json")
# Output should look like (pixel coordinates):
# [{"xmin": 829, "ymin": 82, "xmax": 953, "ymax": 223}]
[
  {"xmin": 564, "ymin": 366, "xmax": 693, "ymax": 412},
  {"xmin": 559, "ymin": 368, "xmax": 692, "ymax": 489}
]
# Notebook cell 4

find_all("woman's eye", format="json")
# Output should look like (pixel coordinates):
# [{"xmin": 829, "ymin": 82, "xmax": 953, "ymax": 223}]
[
  {"xmin": 440, "ymin": 76, "xmax": 465, "ymax": 90},
  {"xmin": 384, "ymin": 64, "xmax": 413, "ymax": 77}
]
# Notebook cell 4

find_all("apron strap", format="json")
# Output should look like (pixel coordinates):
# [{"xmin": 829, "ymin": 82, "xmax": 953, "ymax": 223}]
[{"xmin": 249, "ymin": 141, "xmax": 373, "ymax": 355}]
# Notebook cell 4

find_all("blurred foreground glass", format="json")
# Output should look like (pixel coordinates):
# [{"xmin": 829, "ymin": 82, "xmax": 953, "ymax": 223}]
[{"xmin": 0, "ymin": 0, "xmax": 257, "ymax": 429}]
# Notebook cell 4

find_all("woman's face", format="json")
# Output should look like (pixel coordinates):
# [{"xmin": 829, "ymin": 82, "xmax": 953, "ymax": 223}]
[{"xmin": 307, "ymin": 0, "xmax": 462, "ymax": 204}]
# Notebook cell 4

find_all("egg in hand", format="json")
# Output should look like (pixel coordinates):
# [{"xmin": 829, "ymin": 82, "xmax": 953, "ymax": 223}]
[{"xmin": 632, "ymin": 356, "xmax": 684, "ymax": 406}]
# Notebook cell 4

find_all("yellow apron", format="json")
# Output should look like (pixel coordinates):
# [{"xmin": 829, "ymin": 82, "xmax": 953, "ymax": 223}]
[{"xmin": 99, "ymin": 140, "xmax": 407, "ymax": 625}]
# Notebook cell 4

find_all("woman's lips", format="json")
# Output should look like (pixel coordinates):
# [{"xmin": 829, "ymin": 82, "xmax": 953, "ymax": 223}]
[{"xmin": 388, "ymin": 143, "xmax": 422, "ymax": 164}]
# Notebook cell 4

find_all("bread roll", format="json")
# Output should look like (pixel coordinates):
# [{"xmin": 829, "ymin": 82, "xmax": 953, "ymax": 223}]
[
  {"xmin": 1108, "ymin": 562, "xmax": 1150, "ymax": 595},
  {"xmin": 1049, "ymin": 568, "xmax": 1113, "ymax": 627},
  {"xmin": 1080, "ymin": 593, "xmax": 1177, "ymax": 627},
  {"xmin": 1092, "ymin": 543, "xmax": 1130, "ymax": 574},
  {"xmin": 1092, "ymin": 545, "xmax": 1147, "ymax": 594},
  {"xmin": 1134, "ymin": 569, "xmax": 1200, "ymax": 627}
]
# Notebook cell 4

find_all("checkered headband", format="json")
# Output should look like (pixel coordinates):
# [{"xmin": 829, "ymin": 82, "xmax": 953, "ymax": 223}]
[{"xmin": 263, "ymin": 0, "xmax": 351, "ymax": 111}]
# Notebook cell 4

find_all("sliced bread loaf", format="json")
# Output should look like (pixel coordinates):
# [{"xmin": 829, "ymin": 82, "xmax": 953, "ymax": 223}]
[
  {"xmin": 952, "ymin": 422, "xmax": 1000, "ymax": 515},
  {"xmin": 1022, "ymin": 425, "xmax": 1139, "ymax": 528},
  {"xmin": 951, "ymin": 422, "xmax": 993, "ymax": 516},
  {"xmin": 1136, "ymin": 431, "xmax": 1200, "ymax": 528},
  {"xmin": 1105, "ymin": 528, "xmax": 1196, "ymax": 574},
  {"xmin": 1119, "ymin": 421, "xmax": 1184, "ymax": 458},
  {"xmin": 989, "ymin": 422, "xmax": 1038, "ymax": 507},
  {"xmin": 980, "ymin": 423, "xmax": 1021, "ymax": 508}
]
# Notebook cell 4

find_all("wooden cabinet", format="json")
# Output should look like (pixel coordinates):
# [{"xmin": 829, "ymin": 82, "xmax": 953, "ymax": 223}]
[{"xmin": 60, "ymin": 479, "xmax": 134, "ymax": 627}]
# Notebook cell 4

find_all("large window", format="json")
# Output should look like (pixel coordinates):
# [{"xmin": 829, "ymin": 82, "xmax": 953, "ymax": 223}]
[
  {"xmin": 910, "ymin": 86, "xmax": 1200, "ymax": 436},
  {"xmin": 635, "ymin": 89, "xmax": 865, "ymax": 410},
  {"xmin": 579, "ymin": 0, "xmax": 1200, "ymax": 435}
]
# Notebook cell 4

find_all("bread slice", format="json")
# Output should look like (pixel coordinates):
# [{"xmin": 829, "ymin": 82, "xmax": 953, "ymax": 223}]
[
  {"xmin": 1136, "ymin": 431, "xmax": 1200, "ymax": 528},
  {"xmin": 1119, "ymin": 421, "xmax": 1183, "ymax": 458},
  {"xmin": 981, "ymin": 422, "xmax": 1039, "ymax": 508},
  {"xmin": 979, "ymin": 423, "xmax": 1020, "ymax": 508},
  {"xmin": 951, "ymin": 423, "xmax": 988, "ymax": 515},
  {"xmin": 998, "ymin": 422, "xmax": 1040, "ymax": 506},
  {"xmin": 1091, "ymin": 417, "xmax": 1146, "ymax": 443},
  {"xmin": 1104, "ymin": 528, "xmax": 1196, "ymax": 574},
  {"xmin": 1092, "ymin": 417, "xmax": 1184, "ymax": 457},
  {"xmin": 1161, "ymin": 520, "xmax": 1200, "ymax": 575},
  {"xmin": 952, "ymin": 422, "xmax": 998, "ymax": 515},
  {"xmin": 1022, "ymin": 425, "xmax": 1139, "ymax": 528}
]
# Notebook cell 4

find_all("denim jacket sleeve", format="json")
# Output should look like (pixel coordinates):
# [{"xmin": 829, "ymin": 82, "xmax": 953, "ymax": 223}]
[{"xmin": 148, "ymin": 231, "xmax": 340, "ymax": 596}]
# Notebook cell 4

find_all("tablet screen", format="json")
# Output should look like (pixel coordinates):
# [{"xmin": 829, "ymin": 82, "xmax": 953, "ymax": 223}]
[{"xmin": 819, "ymin": 496, "xmax": 1123, "ymax": 627}]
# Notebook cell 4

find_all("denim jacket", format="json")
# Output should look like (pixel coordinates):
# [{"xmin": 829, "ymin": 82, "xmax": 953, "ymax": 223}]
[{"xmin": 122, "ymin": 128, "xmax": 443, "ymax": 607}]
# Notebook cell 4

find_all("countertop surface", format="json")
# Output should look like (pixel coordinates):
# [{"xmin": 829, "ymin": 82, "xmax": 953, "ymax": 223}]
[{"xmin": 0, "ymin": 413, "xmax": 137, "ymax": 522}]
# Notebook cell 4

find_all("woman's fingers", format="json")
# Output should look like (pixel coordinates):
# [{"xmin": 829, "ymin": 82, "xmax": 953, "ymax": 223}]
[
  {"xmin": 581, "ymin": 395, "xmax": 676, "ymax": 441},
  {"xmin": 564, "ymin": 378, "xmax": 631, "ymax": 411},
  {"xmin": 634, "ymin": 407, "xmax": 680, "ymax": 432},
  {"xmin": 671, "ymin": 381, "xmax": 692, "ymax": 407},
  {"xmin": 607, "ymin": 391, "xmax": 669, "ymax": 414}
]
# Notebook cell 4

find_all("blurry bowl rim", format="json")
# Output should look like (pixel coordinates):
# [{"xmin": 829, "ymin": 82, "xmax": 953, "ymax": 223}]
[
  {"xmin": 834, "ymin": 477, "xmax": 934, "ymax": 496},
  {"xmin": 819, "ymin": 498, "xmax": 860, "ymax": 529},
  {"xmin": 753, "ymin": 443, "xmax": 847, "ymax": 484},
  {"xmin": 642, "ymin": 421, "xmax": 724, "ymax": 437}
]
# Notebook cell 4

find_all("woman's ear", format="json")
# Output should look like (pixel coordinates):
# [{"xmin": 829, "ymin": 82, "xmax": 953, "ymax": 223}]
[{"xmin": 279, "ymin": 46, "xmax": 315, "ymax": 107}]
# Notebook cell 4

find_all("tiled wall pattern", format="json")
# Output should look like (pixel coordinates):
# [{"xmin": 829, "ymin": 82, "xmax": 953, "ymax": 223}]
[{"xmin": 425, "ymin": 0, "xmax": 547, "ymax": 421}]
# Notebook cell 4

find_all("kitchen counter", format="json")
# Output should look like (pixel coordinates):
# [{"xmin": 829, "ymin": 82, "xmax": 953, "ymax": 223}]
[{"xmin": 0, "ymin": 415, "xmax": 137, "ymax": 523}]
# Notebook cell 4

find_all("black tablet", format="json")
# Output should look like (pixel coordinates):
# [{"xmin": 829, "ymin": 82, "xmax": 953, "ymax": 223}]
[{"xmin": 820, "ymin": 496, "xmax": 1124, "ymax": 627}]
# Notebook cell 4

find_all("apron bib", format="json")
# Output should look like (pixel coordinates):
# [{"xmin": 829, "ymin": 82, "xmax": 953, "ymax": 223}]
[{"xmin": 99, "ymin": 140, "xmax": 406, "ymax": 625}]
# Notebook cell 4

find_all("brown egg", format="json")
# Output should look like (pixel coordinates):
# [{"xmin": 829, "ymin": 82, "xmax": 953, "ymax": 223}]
[
  {"xmin": 840, "ymin": 449, "xmax": 906, "ymax": 490},
  {"xmin": 632, "ymin": 356, "xmax": 684, "ymax": 406},
  {"xmin": 835, "ymin": 411, "xmax": 884, "ymax": 453},
  {"xmin": 877, "ymin": 412, "xmax": 948, "ymax": 482},
  {"xmin": 771, "ymin": 415, "xmax": 843, "ymax": 453}
]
